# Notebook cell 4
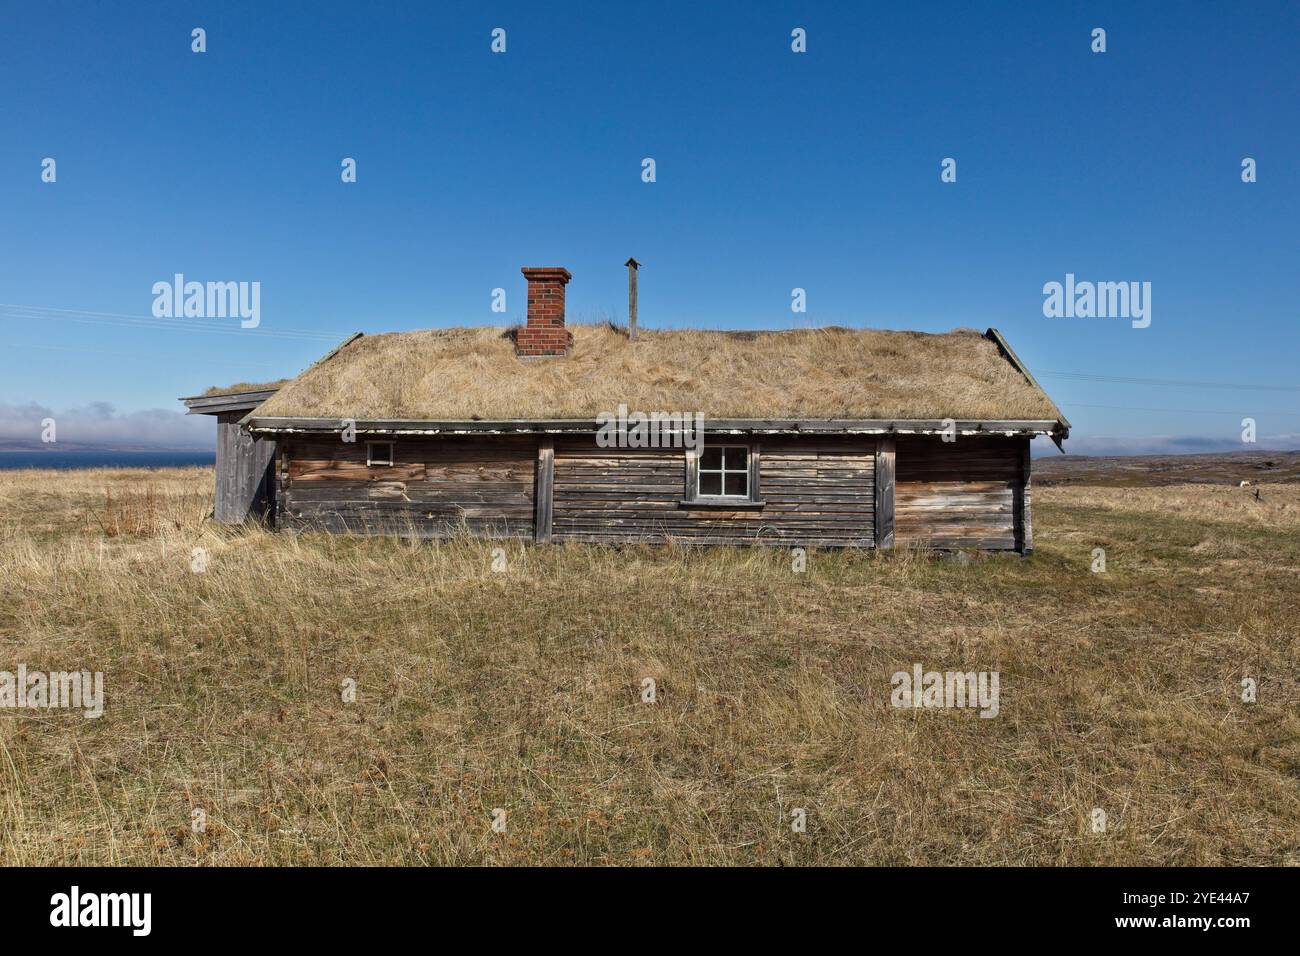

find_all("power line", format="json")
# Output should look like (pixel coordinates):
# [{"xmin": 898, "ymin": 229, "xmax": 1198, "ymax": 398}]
[
  {"xmin": 0, "ymin": 340, "xmax": 289, "ymax": 368},
  {"xmin": 0, "ymin": 304, "xmax": 349, "ymax": 343},
  {"xmin": 0, "ymin": 310, "xmax": 341, "ymax": 343},
  {"xmin": 4, "ymin": 303, "xmax": 1294, "ymax": 398},
  {"xmin": 1040, "ymin": 370, "xmax": 1300, "ymax": 393},
  {"xmin": 1063, "ymin": 401, "xmax": 1299, "ymax": 417},
  {"xmin": 0, "ymin": 308, "xmax": 346, "ymax": 342}
]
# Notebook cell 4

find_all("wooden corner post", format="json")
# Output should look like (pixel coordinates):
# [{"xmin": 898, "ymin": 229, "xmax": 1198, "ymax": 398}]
[
  {"xmin": 1015, "ymin": 437, "xmax": 1033, "ymax": 555},
  {"xmin": 874, "ymin": 437, "xmax": 896, "ymax": 549},
  {"xmin": 535, "ymin": 436, "xmax": 554, "ymax": 543}
]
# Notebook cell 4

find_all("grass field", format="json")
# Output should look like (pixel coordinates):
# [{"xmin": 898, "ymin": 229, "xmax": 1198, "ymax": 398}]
[{"xmin": 1, "ymin": 465, "xmax": 1297, "ymax": 865}]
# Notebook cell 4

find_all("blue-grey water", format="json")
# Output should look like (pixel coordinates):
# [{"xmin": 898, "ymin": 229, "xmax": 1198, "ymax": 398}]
[{"xmin": 0, "ymin": 451, "xmax": 215, "ymax": 470}]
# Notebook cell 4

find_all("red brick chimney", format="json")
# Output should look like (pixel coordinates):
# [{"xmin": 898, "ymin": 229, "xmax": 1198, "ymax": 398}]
[{"xmin": 515, "ymin": 267, "xmax": 573, "ymax": 357}]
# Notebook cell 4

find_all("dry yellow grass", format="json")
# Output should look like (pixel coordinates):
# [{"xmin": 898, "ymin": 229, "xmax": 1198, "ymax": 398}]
[
  {"xmin": 196, "ymin": 379, "xmax": 290, "ymax": 398},
  {"xmin": 0, "ymin": 469, "xmax": 1296, "ymax": 865},
  {"xmin": 1044, "ymin": 483, "xmax": 1300, "ymax": 528},
  {"xmin": 252, "ymin": 325, "xmax": 1063, "ymax": 422}
]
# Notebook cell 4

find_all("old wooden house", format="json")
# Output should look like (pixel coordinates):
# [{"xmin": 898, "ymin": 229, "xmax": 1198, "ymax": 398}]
[{"xmin": 195, "ymin": 266, "xmax": 1068, "ymax": 552}]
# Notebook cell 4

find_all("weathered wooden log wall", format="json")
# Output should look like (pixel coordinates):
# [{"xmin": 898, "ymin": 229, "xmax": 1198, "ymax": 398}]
[
  {"xmin": 551, "ymin": 436, "xmax": 876, "ymax": 547},
  {"xmin": 214, "ymin": 411, "xmax": 277, "ymax": 524},
  {"xmin": 277, "ymin": 436, "xmax": 535, "ymax": 537},
  {"xmin": 894, "ymin": 435, "xmax": 1026, "ymax": 551},
  {"xmin": 270, "ymin": 432, "xmax": 1030, "ymax": 551}
]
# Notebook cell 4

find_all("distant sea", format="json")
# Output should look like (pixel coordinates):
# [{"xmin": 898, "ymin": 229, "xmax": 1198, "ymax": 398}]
[{"xmin": 0, "ymin": 451, "xmax": 215, "ymax": 470}]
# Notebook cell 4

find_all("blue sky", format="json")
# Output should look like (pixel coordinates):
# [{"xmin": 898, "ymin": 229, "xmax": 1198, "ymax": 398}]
[{"xmin": 2, "ymin": 0, "xmax": 1297, "ymax": 454}]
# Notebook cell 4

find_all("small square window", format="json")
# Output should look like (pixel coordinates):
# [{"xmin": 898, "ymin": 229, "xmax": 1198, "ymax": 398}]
[
  {"xmin": 693, "ymin": 444, "xmax": 753, "ymax": 500},
  {"xmin": 367, "ymin": 441, "xmax": 394, "ymax": 467}
]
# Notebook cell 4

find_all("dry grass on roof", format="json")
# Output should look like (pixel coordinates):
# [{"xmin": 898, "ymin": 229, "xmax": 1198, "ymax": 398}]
[
  {"xmin": 200, "ymin": 379, "xmax": 290, "ymax": 398},
  {"xmin": 252, "ymin": 324, "xmax": 1062, "ymax": 421}
]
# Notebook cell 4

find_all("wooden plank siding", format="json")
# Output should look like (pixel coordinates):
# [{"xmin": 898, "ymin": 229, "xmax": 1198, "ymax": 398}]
[
  {"xmin": 551, "ymin": 436, "xmax": 876, "ymax": 547},
  {"xmin": 894, "ymin": 435, "xmax": 1026, "ymax": 551},
  {"xmin": 277, "ymin": 436, "xmax": 535, "ymax": 538},
  {"xmin": 269, "ymin": 431, "xmax": 1028, "ymax": 551}
]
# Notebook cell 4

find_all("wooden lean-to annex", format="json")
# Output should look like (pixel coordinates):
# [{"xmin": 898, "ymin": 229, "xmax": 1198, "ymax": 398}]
[
  {"xmin": 183, "ymin": 266, "xmax": 1069, "ymax": 553},
  {"xmin": 181, "ymin": 386, "xmax": 282, "ymax": 524}
]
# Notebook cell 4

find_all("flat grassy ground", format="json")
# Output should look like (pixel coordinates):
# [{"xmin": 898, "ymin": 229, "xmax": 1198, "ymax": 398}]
[
  {"xmin": 1, "ymin": 465, "xmax": 1297, "ymax": 865},
  {"xmin": 1035, "ymin": 449, "xmax": 1300, "ymax": 487}
]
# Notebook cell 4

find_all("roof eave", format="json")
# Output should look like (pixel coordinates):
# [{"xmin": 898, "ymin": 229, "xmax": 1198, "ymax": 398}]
[
  {"xmin": 245, "ymin": 416, "xmax": 1065, "ymax": 437},
  {"xmin": 180, "ymin": 389, "xmax": 281, "ymax": 416}
]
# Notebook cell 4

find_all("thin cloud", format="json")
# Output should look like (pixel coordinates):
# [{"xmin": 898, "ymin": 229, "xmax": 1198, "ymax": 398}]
[{"xmin": 0, "ymin": 401, "xmax": 212, "ymax": 449}]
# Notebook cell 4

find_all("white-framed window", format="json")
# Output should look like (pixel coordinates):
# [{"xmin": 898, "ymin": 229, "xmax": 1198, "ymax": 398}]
[
  {"xmin": 686, "ymin": 443, "xmax": 761, "ymax": 503},
  {"xmin": 699, "ymin": 445, "xmax": 749, "ymax": 497},
  {"xmin": 366, "ymin": 441, "xmax": 394, "ymax": 467}
]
